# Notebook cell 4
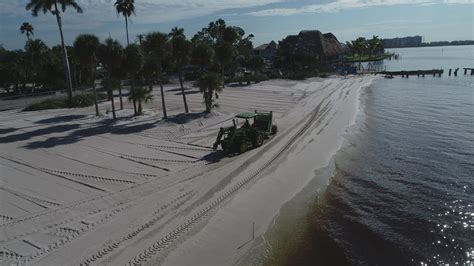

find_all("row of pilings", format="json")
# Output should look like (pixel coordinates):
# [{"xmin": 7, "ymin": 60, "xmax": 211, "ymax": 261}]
[
  {"xmin": 449, "ymin": 68, "xmax": 474, "ymax": 76},
  {"xmin": 378, "ymin": 68, "xmax": 473, "ymax": 78}
]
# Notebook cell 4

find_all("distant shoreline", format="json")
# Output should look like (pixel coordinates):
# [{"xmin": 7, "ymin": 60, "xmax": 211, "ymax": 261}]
[{"xmin": 385, "ymin": 42, "xmax": 474, "ymax": 49}]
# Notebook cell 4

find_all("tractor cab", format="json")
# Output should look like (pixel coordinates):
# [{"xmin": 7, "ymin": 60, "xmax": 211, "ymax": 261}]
[
  {"xmin": 213, "ymin": 111, "xmax": 278, "ymax": 154},
  {"xmin": 235, "ymin": 112, "xmax": 256, "ymax": 129}
]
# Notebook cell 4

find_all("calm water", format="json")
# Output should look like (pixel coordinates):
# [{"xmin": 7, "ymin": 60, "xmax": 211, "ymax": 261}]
[{"xmin": 267, "ymin": 46, "xmax": 474, "ymax": 265}]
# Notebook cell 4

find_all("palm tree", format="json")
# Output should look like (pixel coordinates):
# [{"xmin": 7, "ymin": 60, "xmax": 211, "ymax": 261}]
[
  {"xmin": 128, "ymin": 86, "xmax": 152, "ymax": 115},
  {"xmin": 376, "ymin": 39, "xmax": 384, "ymax": 55},
  {"xmin": 20, "ymin": 22, "xmax": 34, "ymax": 41},
  {"xmin": 73, "ymin": 34, "xmax": 100, "ymax": 116},
  {"xmin": 346, "ymin": 41, "xmax": 354, "ymax": 58},
  {"xmin": 26, "ymin": 0, "xmax": 82, "ymax": 100},
  {"xmin": 169, "ymin": 27, "xmax": 191, "ymax": 113},
  {"xmin": 115, "ymin": 0, "xmax": 135, "ymax": 46},
  {"xmin": 198, "ymin": 72, "xmax": 222, "ymax": 113},
  {"xmin": 191, "ymin": 42, "xmax": 214, "ymax": 73},
  {"xmin": 24, "ymin": 39, "xmax": 49, "ymax": 91},
  {"xmin": 124, "ymin": 44, "xmax": 144, "ymax": 115},
  {"xmin": 98, "ymin": 38, "xmax": 123, "ymax": 120},
  {"xmin": 351, "ymin": 37, "xmax": 367, "ymax": 69},
  {"xmin": 142, "ymin": 32, "xmax": 170, "ymax": 119},
  {"xmin": 368, "ymin": 35, "xmax": 381, "ymax": 60},
  {"xmin": 215, "ymin": 40, "xmax": 234, "ymax": 87},
  {"xmin": 248, "ymin": 56, "xmax": 264, "ymax": 76},
  {"xmin": 0, "ymin": 50, "xmax": 26, "ymax": 94}
]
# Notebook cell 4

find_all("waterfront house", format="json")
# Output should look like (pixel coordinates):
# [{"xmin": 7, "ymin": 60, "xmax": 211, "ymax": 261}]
[
  {"xmin": 276, "ymin": 30, "xmax": 344, "ymax": 70},
  {"xmin": 254, "ymin": 41, "xmax": 278, "ymax": 61}
]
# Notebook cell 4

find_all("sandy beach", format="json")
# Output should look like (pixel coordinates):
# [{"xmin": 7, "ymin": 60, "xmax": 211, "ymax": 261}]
[{"xmin": 0, "ymin": 75, "xmax": 376, "ymax": 265}]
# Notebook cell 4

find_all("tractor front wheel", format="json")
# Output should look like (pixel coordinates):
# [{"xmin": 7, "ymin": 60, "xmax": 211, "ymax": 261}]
[{"xmin": 239, "ymin": 142, "xmax": 248, "ymax": 154}]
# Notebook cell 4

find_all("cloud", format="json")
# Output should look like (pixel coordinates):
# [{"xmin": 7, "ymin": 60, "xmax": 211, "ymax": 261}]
[
  {"xmin": 443, "ymin": 0, "xmax": 474, "ymax": 3},
  {"xmin": 1, "ymin": 0, "xmax": 284, "ymax": 23},
  {"xmin": 246, "ymin": 0, "xmax": 472, "ymax": 17}
]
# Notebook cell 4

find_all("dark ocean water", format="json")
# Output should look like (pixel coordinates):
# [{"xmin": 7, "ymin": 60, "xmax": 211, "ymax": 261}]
[{"xmin": 266, "ymin": 45, "xmax": 474, "ymax": 265}]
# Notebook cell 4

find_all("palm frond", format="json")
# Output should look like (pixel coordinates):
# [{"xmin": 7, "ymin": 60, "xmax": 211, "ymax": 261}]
[
  {"xmin": 115, "ymin": 0, "xmax": 135, "ymax": 17},
  {"xmin": 26, "ymin": 0, "xmax": 82, "ymax": 16}
]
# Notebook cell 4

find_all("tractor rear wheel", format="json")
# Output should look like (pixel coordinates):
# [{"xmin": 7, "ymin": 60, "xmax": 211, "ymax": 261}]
[
  {"xmin": 253, "ymin": 133, "xmax": 264, "ymax": 148},
  {"xmin": 271, "ymin": 125, "xmax": 278, "ymax": 135},
  {"xmin": 239, "ymin": 142, "xmax": 248, "ymax": 154}
]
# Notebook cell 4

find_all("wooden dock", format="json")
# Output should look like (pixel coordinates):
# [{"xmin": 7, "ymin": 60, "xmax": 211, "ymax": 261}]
[
  {"xmin": 378, "ymin": 69, "xmax": 443, "ymax": 78},
  {"xmin": 464, "ymin": 68, "xmax": 474, "ymax": 75}
]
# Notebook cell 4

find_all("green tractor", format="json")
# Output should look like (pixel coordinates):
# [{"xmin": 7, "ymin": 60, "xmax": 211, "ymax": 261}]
[{"xmin": 213, "ymin": 111, "xmax": 278, "ymax": 154}]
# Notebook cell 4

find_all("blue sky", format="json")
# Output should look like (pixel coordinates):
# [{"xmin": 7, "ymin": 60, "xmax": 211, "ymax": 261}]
[{"xmin": 0, "ymin": 0, "xmax": 473, "ymax": 50}]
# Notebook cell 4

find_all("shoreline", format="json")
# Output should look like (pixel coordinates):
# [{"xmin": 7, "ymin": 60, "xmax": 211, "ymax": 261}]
[
  {"xmin": 385, "ymin": 43, "xmax": 474, "ymax": 49},
  {"xmin": 240, "ymin": 75, "xmax": 377, "ymax": 265}
]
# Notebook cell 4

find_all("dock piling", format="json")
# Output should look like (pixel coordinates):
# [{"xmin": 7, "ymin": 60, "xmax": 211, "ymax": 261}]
[
  {"xmin": 462, "ymin": 68, "xmax": 474, "ymax": 75},
  {"xmin": 378, "ymin": 69, "xmax": 443, "ymax": 78}
]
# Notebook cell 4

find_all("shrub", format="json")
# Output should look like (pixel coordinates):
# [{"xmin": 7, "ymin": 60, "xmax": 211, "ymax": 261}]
[
  {"xmin": 268, "ymin": 71, "xmax": 282, "ymax": 79},
  {"xmin": 23, "ymin": 93, "xmax": 107, "ymax": 111},
  {"xmin": 161, "ymin": 76, "xmax": 170, "ymax": 84},
  {"xmin": 184, "ymin": 72, "xmax": 200, "ymax": 81},
  {"xmin": 306, "ymin": 69, "xmax": 319, "ymax": 78},
  {"xmin": 319, "ymin": 73, "xmax": 329, "ymax": 78},
  {"xmin": 23, "ymin": 98, "xmax": 68, "ymax": 111},
  {"xmin": 224, "ymin": 76, "xmax": 233, "ymax": 84},
  {"xmin": 253, "ymin": 74, "xmax": 269, "ymax": 83},
  {"xmin": 287, "ymin": 72, "xmax": 306, "ymax": 80}
]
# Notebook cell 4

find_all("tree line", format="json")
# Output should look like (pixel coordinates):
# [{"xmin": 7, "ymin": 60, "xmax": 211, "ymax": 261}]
[
  {"xmin": 0, "ymin": 0, "xmax": 262, "ymax": 118},
  {"xmin": 346, "ymin": 35, "xmax": 385, "ymax": 61}
]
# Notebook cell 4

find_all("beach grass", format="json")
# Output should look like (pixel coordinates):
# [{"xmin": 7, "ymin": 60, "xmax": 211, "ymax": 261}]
[{"xmin": 23, "ymin": 92, "xmax": 107, "ymax": 111}]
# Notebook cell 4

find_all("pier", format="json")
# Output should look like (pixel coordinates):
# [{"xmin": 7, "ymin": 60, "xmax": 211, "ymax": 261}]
[
  {"xmin": 464, "ymin": 68, "xmax": 474, "ymax": 75},
  {"xmin": 378, "ymin": 69, "xmax": 443, "ymax": 78}
]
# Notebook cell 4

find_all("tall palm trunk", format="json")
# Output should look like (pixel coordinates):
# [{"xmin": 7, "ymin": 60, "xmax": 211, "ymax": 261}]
[
  {"xmin": 108, "ymin": 72, "xmax": 116, "ymax": 119},
  {"xmin": 73, "ymin": 65, "xmax": 78, "ymax": 89},
  {"xmin": 131, "ymin": 74, "xmax": 137, "ymax": 115},
  {"xmin": 138, "ymin": 100, "xmax": 143, "ymax": 115},
  {"xmin": 358, "ymin": 51, "xmax": 362, "ymax": 70},
  {"xmin": 221, "ymin": 63, "xmax": 225, "ymax": 88},
  {"xmin": 159, "ymin": 80, "xmax": 167, "ymax": 119},
  {"xmin": 159, "ymin": 70, "xmax": 167, "ymax": 119},
  {"xmin": 178, "ymin": 69, "xmax": 189, "ymax": 113},
  {"xmin": 110, "ymin": 87, "xmax": 116, "ymax": 119},
  {"xmin": 125, "ymin": 16, "xmax": 129, "ymax": 46},
  {"xmin": 54, "ymin": 2, "xmax": 73, "ymax": 100},
  {"xmin": 106, "ymin": 70, "xmax": 117, "ymax": 120},
  {"xmin": 118, "ymin": 81, "xmax": 124, "ymax": 110},
  {"xmin": 205, "ymin": 88, "xmax": 212, "ymax": 113},
  {"xmin": 91, "ymin": 65, "xmax": 99, "ymax": 116}
]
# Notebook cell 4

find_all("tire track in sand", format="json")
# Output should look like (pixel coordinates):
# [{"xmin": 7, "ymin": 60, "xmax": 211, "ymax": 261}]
[
  {"xmin": 126, "ymin": 84, "xmax": 337, "ymax": 265},
  {"xmin": 79, "ymin": 191, "xmax": 194, "ymax": 265}
]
